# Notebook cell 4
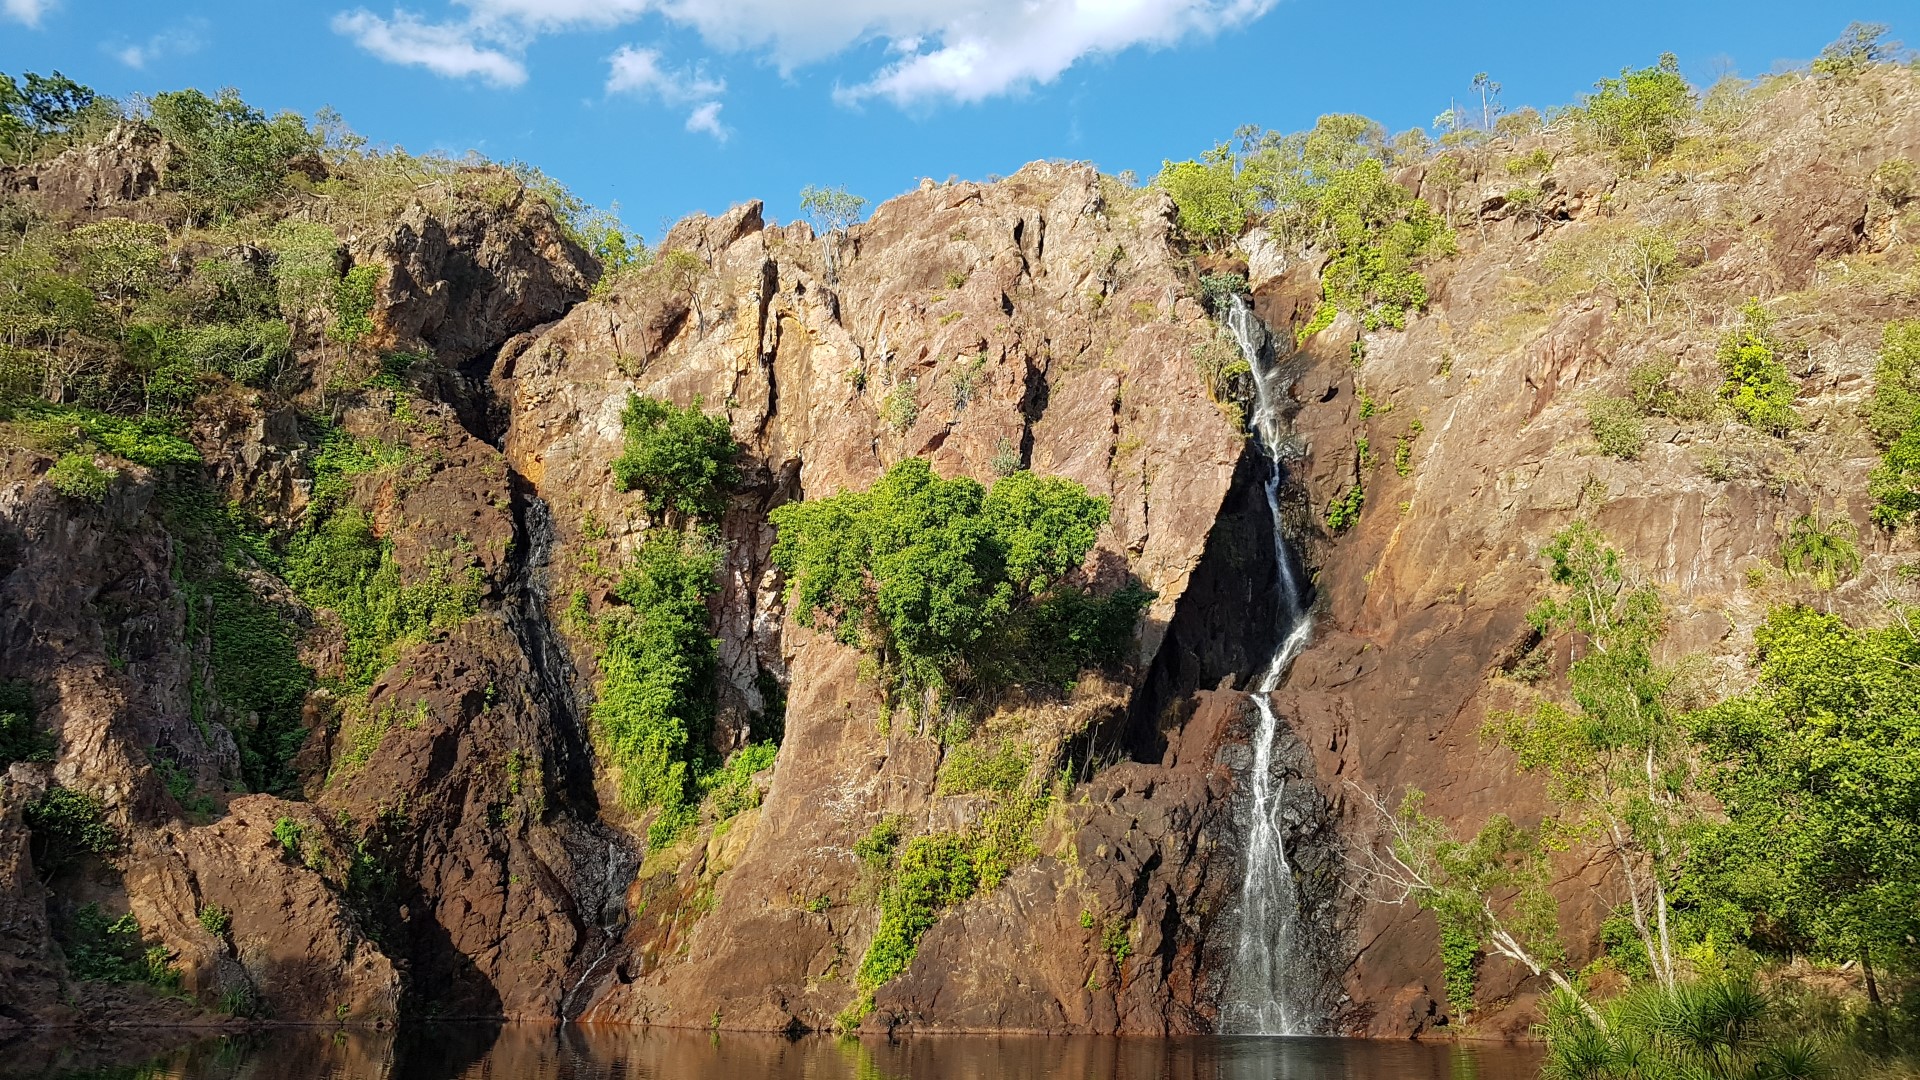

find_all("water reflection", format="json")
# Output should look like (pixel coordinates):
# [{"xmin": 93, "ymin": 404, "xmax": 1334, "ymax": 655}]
[{"xmin": 7, "ymin": 1025, "xmax": 1542, "ymax": 1080}]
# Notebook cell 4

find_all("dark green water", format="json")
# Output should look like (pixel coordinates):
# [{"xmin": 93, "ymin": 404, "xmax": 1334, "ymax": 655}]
[{"xmin": 3, "ymin": 1026, "xmax": 1542, "ymax": 1080}]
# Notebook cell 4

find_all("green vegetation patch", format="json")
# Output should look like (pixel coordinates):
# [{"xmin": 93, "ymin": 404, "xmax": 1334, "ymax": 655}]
[
  {"xmin": 770, "ymin": 458, "xmax": 1150, "ymax": 709},
  {"xmin": 61, "ymin": 903, "xmax": 180, "ymax": 989},
  {"xmin": 611, "ymin": 395, "xmax": 741, "ymax": 519},
  {"xmin": 1866, "ymin": 320, "xmax": 1920, "ymax": 527},
  {"xmin": 0, "ymin": 680, "xmax": 53, "ymax": 769},
  {"xmin": 24, "ymin": 784, "xmax": 118, "ymax": 877},
  {"xmin": 1716, "ymin": 300, "xmax": 1800, "ymax": 436}
]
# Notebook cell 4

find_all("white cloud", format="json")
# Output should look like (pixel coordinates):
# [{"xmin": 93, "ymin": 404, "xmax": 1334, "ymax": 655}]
[
  {"xmin": 684, "ymin": 101, "xmax": 726, "ymax": 140},
  {"xmin": 333, "ymin": 0, "xmax": 1274, "ymax": 107},
  {"xmin": 112, "ymin": 22, "xmax": 207, "ymax": 70},
  {"xmin": 834, "ymin": 0, "xmax": 1277, "ymax": 105},
  {"xmin": 3, "ymin": 0, "xmax": 52, "ymax": 27},
  {"xmin": 605, "ymin": 45, "xmax": 724, "ymax": 102},
  {"xmin": 333, "ymin": 9, "xmax": 528, "ymax": 87}
]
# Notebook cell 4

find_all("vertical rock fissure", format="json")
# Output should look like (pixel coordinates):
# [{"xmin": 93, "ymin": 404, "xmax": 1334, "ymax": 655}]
[{"xmin": 1216, "ymin": 293, "xmax": 1336, "ymax": 1035}]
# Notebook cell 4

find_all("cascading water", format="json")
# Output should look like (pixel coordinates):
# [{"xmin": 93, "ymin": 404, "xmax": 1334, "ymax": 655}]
[{"xmin": 1217, "ymin": 294, "xmax": 1324, "ymax": 1036}]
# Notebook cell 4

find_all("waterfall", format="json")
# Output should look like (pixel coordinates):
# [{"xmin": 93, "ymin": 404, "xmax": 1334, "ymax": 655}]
[{"xmin": 1217, "ymin": 293, "xmax": 1322, "ymax": 1036}]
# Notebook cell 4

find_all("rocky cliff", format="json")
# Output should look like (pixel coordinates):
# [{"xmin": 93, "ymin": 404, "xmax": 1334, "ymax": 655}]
[{"xmin": 2, "ymin": 63, "xmax": 1918, "ymax": 1040}]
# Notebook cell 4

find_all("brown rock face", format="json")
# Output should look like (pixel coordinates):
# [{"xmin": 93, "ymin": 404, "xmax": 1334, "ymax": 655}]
[{"xmin": 6, "ymin": 69, "xmax": 1917, "ymax": 1039}]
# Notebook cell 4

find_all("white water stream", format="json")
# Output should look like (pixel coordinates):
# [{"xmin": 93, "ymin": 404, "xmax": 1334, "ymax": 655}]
[{"xmin": 1217, "ymin": 294, "xmax": 1321, "ymax": 1036}]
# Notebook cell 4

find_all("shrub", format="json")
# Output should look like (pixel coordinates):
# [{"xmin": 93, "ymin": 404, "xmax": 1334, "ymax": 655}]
[
  {"xmin": 272, "ymin": 816, "xmax": 305, "ymax": 859},
  {"xmin": 285, "ymin": 506, "xmax": 479, "ymax": 688},
  {"xmin": 1197, "ymin": 272, "xmax": 1248, "ymax": 313},
  {"xmin": 1717, "ymin": 301, "xmax": 1800, "ymax": 436},
  {"xmin": 1811, "ymin": 22, "xmax": 1896, "ymax": 82},
  {"xmin": 700, "ymin": 741, "xmax": 777, "ymax": 822},
  {"xmin": 1587, "ymin": 395, "xmax": 1647, "ymax": 460},
  {"xmin": 1580, "ymin": 53, "xmax": 1694, "ymax": 170},
  {"xmin": 1155, "ymin": 146, "xmax": 1253, "ymax": 249},
  {"xmin": 1326, "ymin": 482, "xmax": 1364, "ymax": 532},
  {"xmin": 46, "ymin": 452, "xmax": 110, "ymax": 501},
  {"xmin": 0, "ymin": 680, "xmax": 54, "ymax": 768},
  {"xmin": 1, "ymin": 71, "xmax": 115, "ymax": 164},
  {"xmin": 197, "ymin": 904, "xmax": 231, "ymax": 938},
  {"xmin": 1867, "ymin": 322, "xmax": 1920, "ymax": 526},
  {"xmin": 881, "ymin": 383, "xmax": 919, "ymax": 433},
  {"xmin": 24, "ymin": 785, "xmax": 117, "ymax": 876},
  {"xmin": 147, "ymin": 87, "xmax": 321, "ymax": 219},
  {"xmin": 590, "ymin": 528, "xmax": 722, "ymax": 838},
  {"xmin": 1780, "ymin": 514, "xmax": 1861, "ymax": 590},
  {"xmin": 611, "ymin": 395, "xmax": 741, "ymax": 519},
  {"xmin": 62, "ymin": 904, "xmax": 179, "ymax": 988},
  {"xmin": 770, "ymin": 459, "xmax": 1148, "ymax": 705},
  {"xmin": 325, "ymin": 264, "xmax": 381, "ymax": 345}
]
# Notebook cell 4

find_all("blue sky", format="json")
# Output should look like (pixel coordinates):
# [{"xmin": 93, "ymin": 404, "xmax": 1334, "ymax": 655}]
[{"xmin": 2, "ymin": 2, "xmax": 1914, "ymax": 242}]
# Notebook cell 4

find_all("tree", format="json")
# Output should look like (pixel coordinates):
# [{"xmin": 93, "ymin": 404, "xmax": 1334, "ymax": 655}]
[
  {"xmin": 1583, "ymin": 54, "xmax": 1694, "ymax": 171},
  {"xmin": 1688, "ymin": 605, "xmax": 1920, "ymax": 1001},
  {"xmin": 655, "ymin": 249, "xmax": 709, "ymax": 332},
  {"xmin": 1352, "ymin": 786, "xmax": 1592, "ymax": 1017},
  {"xmin": 1472, "ymin": 72, "xmax": 1505, "ymax": 133},
  {"xmin": 610, "ymin": 394, "xmax": 740, "ymax": 519},
  {"xmin": 1865, "ymin": 321, "xmax": 1920, "ymax": 526},
  {"xmin": 1601, "ymin": 227, "xmax": 1680, "ymax": 328},
  {"xmin": 1811, "ymin": 22, "xmax": 1898, "ymax": 82},
  {"xmin": 0, "ymin": 70, "xmax": 109, "ymax": 164},
  {"xmin": 1485, "ymin": 523, "xmax": 1691, "ymax": 991},
  {"xmin": 769, "ymin": 458, "xmax": 1145, "ymax": 709},
  {"xmin": 146, "ymin": 88, "xmax": 319, "ymax": 218},
  {"xmin": 799, "ymin": 184, "xmax": 867, "ymax": 283},
  {"xmin": 1154, "ymin": 145, "xmax": 1252, "ymax": 250},
  {"xmin": 1716, "ymin": 301, "xmax": 1800, "ymax": 436}
]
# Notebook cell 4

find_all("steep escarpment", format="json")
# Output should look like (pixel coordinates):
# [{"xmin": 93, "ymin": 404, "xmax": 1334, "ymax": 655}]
[
  {"xmin": 1247, "ymin": 66, "xmax": 1920, "ymax": 1035},
  {"xmin": 5, "ymin": 56, "xmax": 1918, "ymax": 1046},
  {"xmin": 0, "ymin": 121, "xmax": 1266, "ymax": 1034}
]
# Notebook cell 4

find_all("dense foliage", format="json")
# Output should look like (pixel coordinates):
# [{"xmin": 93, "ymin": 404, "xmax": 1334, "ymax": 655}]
[
  {"xmin": 0, "ymin": 680, "xmax": 53, "ymax": 768},
  {"xmin": 610, "ymin": 394, "xmax": 741, "ymax": 519},
  {"xmin": 770, "ymin": 458, "xmax": 1149, "ymax": 707},
  {"xmin": 1155, "ymin": 115, "xmax": 1454, "ymax": 330},
  {"xmin": 1689, "ymin": 606, "xmax": 1920, "ymax": 972},
  {"xmin": 1716, "ymin": 301, "xmax": 1801, "ymax": 437},
  {"xmin": 1580, "ymin": 53, "xmax": 1695, "ymax": 170},
  {"xmin": 1867, "ymin": 321, "xmax": 1920, "ymax": 526}
]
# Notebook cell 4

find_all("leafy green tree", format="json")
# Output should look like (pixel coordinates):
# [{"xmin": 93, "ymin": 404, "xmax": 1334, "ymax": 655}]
[
  {"xmin": 1487, "ymin": 523, "xmax": 1690, "ymax": 990},
  {"xmin": 1811, "ymin": 23, "xmax": 1897, "ymax": 81},
  {"xmin": 146, "ymin": 88, "xmax": 320, "ymax": 218},
  {"xmin": 1356, "ymin": 788, "xmax": 1584, "ymax": 1012},
  {"xmin": 610, "ymin": 394, "xmax": 740, "ymax": 519},
  {"xmin": 1582, "ymin": 54, "xmax": 1694, "ymax": 171},
  {"xmin": 770, "ymin": 458, "xmax": 1144, "ymax": 707},
  {"xmin": 799, "ymin": 184, "xmax": 867, "ymax": 283},
  {"xmin": 1155, "ymin": 144, "xmax": 1255, "ymax": 249},
  {"xmin": 1717, "ymin": 301, "xmax": 1800, "ymax": 436},
  {"xmin": 1865, "ymin": 320, "xmax": 1920, "ymax": 526},
  {"xmin": 0, "ymin": 70, "xmax": 110, "ymax": 164},
  {"xmin": 1688, "ymin": 605, "xmax": 1920, "ymax": 996}
]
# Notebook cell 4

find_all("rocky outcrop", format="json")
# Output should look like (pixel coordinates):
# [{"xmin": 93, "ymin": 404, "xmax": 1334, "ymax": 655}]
[{"xmin": 3, "ymin": 67, "xmax": 1918, "ymax": 1041}]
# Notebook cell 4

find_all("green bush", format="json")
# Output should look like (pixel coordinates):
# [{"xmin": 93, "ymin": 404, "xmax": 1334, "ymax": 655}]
[
  {"xmin": 1, "ymin": 71, "xmax": 116, "ymax": 165},
  {"xmin": 1538, "ymin": 978, "xmax": 1824, "ymax": 1080},
  {"xmin": 197, "ymin": 904, "xmax": 231, "ymax": 938},
  {"xmin": 24, "ymin": 785, "xmax": 117, "ymax": 876},
  {"xmin": 325, "ymin": 264, "xmax": 381, "ymax": 345},
  {"xmin": 1811, "ymin": 22, "xmax": 1896, "ymax": 82},
  {"xmin": 272, "ymin": 816, "xmax": 305, "ymax": 860},
  {"xmin": 0, "ymin": 680, "xmax": 54, "ymax": 768},
  {"xmin": 1154, "ymin": 146, "xmax": 1254, "ymax": 249},
  {"xmin": 1587, "ymin": 395, "xmax": 1647, "ymax": 460},
  {"xmin": 1326, "ymin": 482, "xmax": 1365, "ymax": 532},
  {"xmin": 147, "ymin": 87, "xmax": 321, "ymax": 219},
  {"xmin": 45, "ymin": 452, "xmax": 110, "ymax": 501},
  {"xmin": 1579, "ymin": 53, "xmax": 1694, "ymax": 170},
  {"xmin": 1866, "ymin": 321, "xmax": 1920, "ymax": 526},
  {"xmin": 1780, "ymin": 514, "xmax": 1861, "ymax": 591},
  {"xmin": 285, "ymin": 506, "xmax": 478, "ymax": 689},
  {"xmin": 770, "ymin": 459, "xmax": 1148, "ymax": 705},
  {"xmin": 1717, "ymin": 301, "xmax": 1800, "ymax": 436},
  {"xmin": 62, "ymin": 903, "xmax": 179, "ymax": 988},
  {"xmin": 590, "ymin": 528, "xmax": 722, "ymax": 837},
  {"xmin": 1438, "ymin": 917, "xmax": 1480, "ymax": 1016},
  {"xmin": 610, "ymin": 395, "xmax": 741, "ymax": 518},
  {"xmin": 699, "ymin": 741, "xmax": 777, "ymax": 822}
]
